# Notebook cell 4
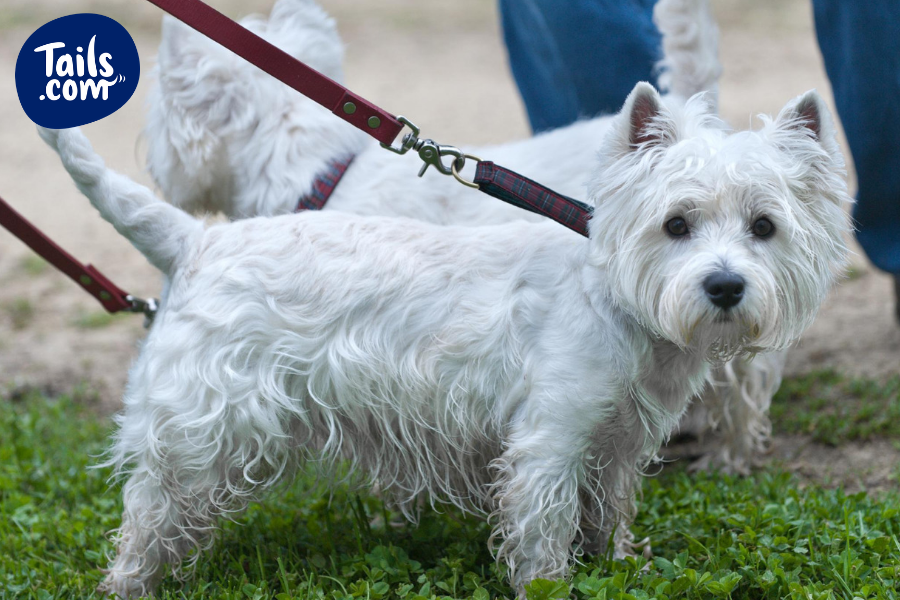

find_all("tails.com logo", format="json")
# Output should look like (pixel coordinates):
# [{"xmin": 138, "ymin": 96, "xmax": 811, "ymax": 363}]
[{"xmin": 15, "ymin": 14, "xmax": 140, "ymax": 128}]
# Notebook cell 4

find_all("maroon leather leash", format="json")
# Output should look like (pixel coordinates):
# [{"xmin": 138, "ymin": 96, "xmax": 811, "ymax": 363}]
[{"xmin": 0, "ymin": 196, "xmax": 157, "ymax": 321}]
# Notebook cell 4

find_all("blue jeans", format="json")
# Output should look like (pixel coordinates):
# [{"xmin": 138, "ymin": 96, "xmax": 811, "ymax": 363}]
[
  {"xmin": 498, "ymin": 0, "xmax": 661, "ymax": 133},
  {"xmin": 500, "ymin": 0, "xmax": 900, "ymax": 275},
  {"xmin": 813, "ymin": 0, "xmax": 900, "ymax": 275}
]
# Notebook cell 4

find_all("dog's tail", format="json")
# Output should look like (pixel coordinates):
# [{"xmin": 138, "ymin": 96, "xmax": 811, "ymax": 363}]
[
  {"xmin": 38, "ymin": 127, "xmax": 203, "ymax": 276},
  {"xmin": 654, "ymin": 0, "xmax": 722, "ymax": 109}
]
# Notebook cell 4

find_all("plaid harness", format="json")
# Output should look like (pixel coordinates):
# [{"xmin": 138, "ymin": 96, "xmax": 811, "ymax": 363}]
[{"xmin": 295, "ymin": 156, "xmax": 355, "ymax": 212}]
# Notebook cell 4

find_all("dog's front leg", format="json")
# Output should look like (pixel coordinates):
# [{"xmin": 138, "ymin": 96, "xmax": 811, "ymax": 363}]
[
  {"xmin": 577, "ymin": 448, "xmax": 645, "ymax": 561},
  {"xmin": 579, "ymin": 495, "xmax": 638, "ymax": 559},
  {"xmin": 490, "ymin": 416, "xmax": 585, "ymax": 595},
  {"xmin": 690, "ymin": 351, "xmax": 784, "ymax": 474}
]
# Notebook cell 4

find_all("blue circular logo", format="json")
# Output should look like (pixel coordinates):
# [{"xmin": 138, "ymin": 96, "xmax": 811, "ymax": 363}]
[{"xmin": 15, "ymin": 14, "xmax": 140, "ymax": 128}]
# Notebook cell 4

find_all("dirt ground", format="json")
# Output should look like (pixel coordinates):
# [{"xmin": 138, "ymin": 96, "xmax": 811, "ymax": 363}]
[{"xmin": 0, "ymin": 1, "xmax": 897, "ymax": 479}]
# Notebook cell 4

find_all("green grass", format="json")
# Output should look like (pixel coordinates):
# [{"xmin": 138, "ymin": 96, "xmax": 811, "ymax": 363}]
[
  {"xmin": 771, "ymin": 370, "xmax": 900, "ymax": 445},
  {"xmin": 2, "ymin": 391, "xmax": 900, "ymax": 599}
]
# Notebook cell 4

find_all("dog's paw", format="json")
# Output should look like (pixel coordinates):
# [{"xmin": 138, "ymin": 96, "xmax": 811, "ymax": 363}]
[
  {"xmin": 687, "ymin": 449, "xmax": 755, "ymax": 476},
  {"xmin": 614, "ymin": 534, "xmax": 653, "ymax": 565}
]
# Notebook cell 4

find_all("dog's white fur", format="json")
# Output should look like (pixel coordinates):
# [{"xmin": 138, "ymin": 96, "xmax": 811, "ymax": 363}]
[
  {"xmin": 41, "ymin": 77, "xmax": 849, "ymax": 596},
  {"xmin": 144, "ymin": 0, "xmax": 783, "ymax": 473}
]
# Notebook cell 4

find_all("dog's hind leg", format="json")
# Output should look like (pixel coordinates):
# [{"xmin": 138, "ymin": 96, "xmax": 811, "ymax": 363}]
[
  {"xmin": 99, "ymin": 414, "xmax": 250, "ymax": 598},
  {"xmin": 98, "ymin": 381, "xmax": 283, "ymax": 597},
  {"xmin": 99, "ymin": 457, "xmax": 219, "ymax": 598}
]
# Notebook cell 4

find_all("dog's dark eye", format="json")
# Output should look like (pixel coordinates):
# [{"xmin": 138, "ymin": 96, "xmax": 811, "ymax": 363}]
[
  {"xmin": 666, "ymin": 217, "xmax": 689, "ymax": 237},
  {"xmin": 752, "ymin": 217, "xmax": 775, "ymax": 238}
]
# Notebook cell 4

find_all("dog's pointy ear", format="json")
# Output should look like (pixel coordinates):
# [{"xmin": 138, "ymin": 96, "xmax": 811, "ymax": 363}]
[
  {"xmin": 775, "ymin": 90, "xmax": 835, "ymax": 145},
  {"xmin": 613, "ymin": 82, "xmax": 676, "ymax": 155},
  {"xmin": 772, "ymin": 89, "xmax": 842, "ymax": 168}
]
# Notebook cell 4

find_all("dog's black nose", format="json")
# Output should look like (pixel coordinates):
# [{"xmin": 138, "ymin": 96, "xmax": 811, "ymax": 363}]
[{"xmin": 704, "ymin": 272, "xmax": 745, "ymax": 309}]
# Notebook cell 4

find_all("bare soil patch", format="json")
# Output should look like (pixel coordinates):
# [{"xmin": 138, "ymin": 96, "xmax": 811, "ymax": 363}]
[{"xmin": 664, "ymin": 434, "xmax": 900, "ymax": 492}]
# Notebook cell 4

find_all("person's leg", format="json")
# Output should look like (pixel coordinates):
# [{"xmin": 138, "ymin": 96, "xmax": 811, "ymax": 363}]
[
  {"xmin": 812, "ymin": 0, "xmax": 900, "ymax": 318},
  {"xmin": 498, "ymin": 0, "xmax": 661, "ymax": 133}
]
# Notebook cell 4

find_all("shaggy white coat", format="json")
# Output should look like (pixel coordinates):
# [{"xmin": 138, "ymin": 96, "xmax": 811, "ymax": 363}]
[
  {"xmin": 40, "ymin": 79, "xmax": 849, "ymax": 597},
  {"xmin": 144, "ymin": 0, "xmax": 785, "ymax": 473}
]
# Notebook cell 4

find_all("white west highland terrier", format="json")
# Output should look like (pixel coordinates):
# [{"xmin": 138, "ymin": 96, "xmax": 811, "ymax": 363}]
[
  {"xmin": 39, "ymin": 77, "xmax": 849, "ymax": 597},
  {"xmin": 144, "ymin": 0, "xmax": 786, "ymax": 474}
]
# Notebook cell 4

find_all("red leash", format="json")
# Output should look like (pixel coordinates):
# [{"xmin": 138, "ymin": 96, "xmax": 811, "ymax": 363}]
[{"xmin": 0, "ymin": 196, "xmax": 157, "ymax": 321}]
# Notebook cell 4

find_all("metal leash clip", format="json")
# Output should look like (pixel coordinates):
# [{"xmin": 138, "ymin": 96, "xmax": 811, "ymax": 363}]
[
  {"xmin": 125, "ymin": 295, "xmax": 159, "ymax": 329},
  {"xmin": 380, "ymin": 115, "xmax": 481, "ymax": 189},
  {"xmin": 414, "ymin": 140, "xmax": 466, "ymax": 177},
  {"xmin": 413, "ymin": 139, "xmax": 482, "ymax": 189}
]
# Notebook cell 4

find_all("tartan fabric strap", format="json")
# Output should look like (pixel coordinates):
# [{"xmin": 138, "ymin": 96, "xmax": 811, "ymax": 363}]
[
  {"xmin": 296, "ymin": 156, "xmax": 355, "ymax": 212},
  {"xmin": 0, "ymin": 195, "xmax": 133, "ymax": 313},
  {"xmin": 145, "ymin": 0, "xmax": 404, "ymax": 146},
  {"xmin": 473, "ymin": 162, "xmax": 592, "ymax": 237}
]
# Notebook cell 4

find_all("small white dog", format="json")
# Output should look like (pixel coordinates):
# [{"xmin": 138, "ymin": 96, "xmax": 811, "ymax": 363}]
[
  {"xmin": 144, "ymin": 0, "xmax": 784, "ymax": 473},
  {"xmin": 40, "ymin": 79, "xmax": 849, "ymax": 597}
]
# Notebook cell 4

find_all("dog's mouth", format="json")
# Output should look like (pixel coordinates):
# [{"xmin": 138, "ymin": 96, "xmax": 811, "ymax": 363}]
[
  {"xmin": 715, "ymin": 311, "xmax": 763, "ymax": 340},
  {"xmin": 685, "ymin": 309, "xmax": 764, "ymax": 359},
  {"xmin": 714, "ymin": 312, "xmax": 734, "ymax": 324},
  {"xmin": 667, "ymin": 296, "xmax": 765, "ymax": 352}
]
